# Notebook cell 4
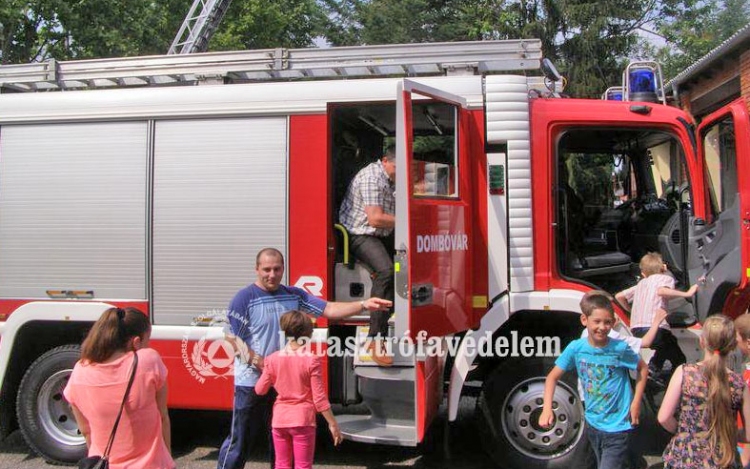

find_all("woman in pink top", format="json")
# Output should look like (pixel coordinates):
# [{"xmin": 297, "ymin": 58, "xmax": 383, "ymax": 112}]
[
  {"xmin": 63, "ymin": 307, "xmax": 175, "ymax": 469},
  {"xmin": 255, "ymin": 310, "xmax": 342, "ymax": 469}
]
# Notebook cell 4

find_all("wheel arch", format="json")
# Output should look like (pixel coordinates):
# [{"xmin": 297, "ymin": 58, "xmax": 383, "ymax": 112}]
[
  {"xmin": 448, "ymin": 289, "xmax": 587, "ymax": 422},
  {"xmin": 0, "ymin": 301, "xmax": 112, "ymax": 439},
  {"xmin": 471, "ymin": 309, "xmax": 584, "ymax": 381},
  {"xmin": 0, "ymin": 320, "xmax": 92, "ymax": 439}
]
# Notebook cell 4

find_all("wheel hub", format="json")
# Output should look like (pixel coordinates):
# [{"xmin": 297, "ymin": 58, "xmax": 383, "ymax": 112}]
[
  {"xmin": 37, "ymin": 370, "xmax": 84, "ymax": 446},
  {"xmin": 500, "ymin": 377, "xmax": 585, "ymax": 459}
]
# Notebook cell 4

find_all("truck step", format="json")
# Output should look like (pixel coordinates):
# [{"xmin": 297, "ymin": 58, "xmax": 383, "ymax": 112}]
[
  {"xmin": 337, "ymin": 414, "xmax": 417, "ymax": 446},
  {"xmin": 353, "ymin": 326, "xmax": 413, "ymax": 367}
]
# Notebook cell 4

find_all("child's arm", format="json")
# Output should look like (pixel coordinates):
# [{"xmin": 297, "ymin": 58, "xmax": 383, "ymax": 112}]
[
  {"xmin": 658, "ymin": 284, "xmax": 698, "ymax": 299},
  {"xmin": 539, "ymin": 366, "xmax": 565, "ymax": 428},
  {"xmin": 254, "ymin": 358, "xmax": 274, "ymax": 396},
  {"xmin": 639, "ymin": 308, "xmax": 668, "ymax": 349},
  {"xmin": 657, "ymin": 364, "xmax": 684, "ymax": 433},
  {"xmin": 615, "ymin": 291, "xmax": 630, "ymax": 310},
  {"xmin": 309, "ymin": 357, "xmax": 342, "ymax": 444},
  {"xmin": 630, "ymin": 359, "xmax": 648, "ymax": 425},
  {"xmin": 321, "ymin": 408, "xmax": 343, "ymax": 446}
]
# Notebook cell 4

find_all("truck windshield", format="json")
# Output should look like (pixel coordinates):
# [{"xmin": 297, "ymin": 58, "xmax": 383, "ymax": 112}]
[{"xmin": 556, "ymin": 128, "xmax": 691, "ymax": 297}]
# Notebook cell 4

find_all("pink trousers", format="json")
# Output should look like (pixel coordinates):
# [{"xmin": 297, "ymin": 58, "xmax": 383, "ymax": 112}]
[{"xmin": 272, "ymin": 426, "xmax": 316, "ymax": 469}]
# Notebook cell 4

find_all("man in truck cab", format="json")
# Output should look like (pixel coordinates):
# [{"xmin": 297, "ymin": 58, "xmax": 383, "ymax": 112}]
[{"xmin": 339, "ymin": 145, "xmax": 396, "ymax": 366}]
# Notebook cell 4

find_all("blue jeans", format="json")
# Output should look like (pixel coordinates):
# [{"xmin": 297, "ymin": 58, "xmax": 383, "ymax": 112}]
[
  {"xmin": 217, "ymin": 386, "xmax": 276, "ymax": 469},
  {"xmin": 587, "ymin": 426, "xmax": 631, "ymax": 469}
]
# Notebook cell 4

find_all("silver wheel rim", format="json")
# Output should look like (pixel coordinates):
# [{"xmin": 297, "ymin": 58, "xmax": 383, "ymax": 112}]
[
  {"xmin": 500, "ymin": 377, "xmax": 585, "ymax": 460},
  {"xmin": 37, "ymin": 369, "xmax": 84, "ymax": 446}
]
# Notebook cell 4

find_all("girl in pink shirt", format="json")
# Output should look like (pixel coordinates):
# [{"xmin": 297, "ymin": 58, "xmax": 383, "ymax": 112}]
[
  {"xmin": 255, "ymin": 310, "xmax": 342, "ymax": 469},
  {"xmin": 63, "ymin": 307, "xmax": 174, "ymax": 469}
]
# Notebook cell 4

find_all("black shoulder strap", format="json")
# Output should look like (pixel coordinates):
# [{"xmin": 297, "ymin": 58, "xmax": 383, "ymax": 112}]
[{"xmin": 102, "ymin": 351, "xmax": 139, "ymax": 459}]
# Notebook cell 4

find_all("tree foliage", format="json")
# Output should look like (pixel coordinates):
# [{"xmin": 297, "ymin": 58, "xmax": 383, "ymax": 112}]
[
  {"xmin": 1, "ymin": 0, "xmax": 747, "ymax": 98},
  {"xmin": 648, "ymin": 0, "xmax": 750, "ymax": 80},
  {"xmin": 0, "ymin": 0, "xmax": 184, "ymax": 64},
  {"xmin": 210, "ymin": 0, "xmax": 326, "ymax": 50}
]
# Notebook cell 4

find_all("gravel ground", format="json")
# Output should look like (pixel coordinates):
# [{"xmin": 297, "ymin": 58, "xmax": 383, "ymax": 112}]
[{"xmin": 0, "ymin": 395, "xmax": 671, "ymax": 469}]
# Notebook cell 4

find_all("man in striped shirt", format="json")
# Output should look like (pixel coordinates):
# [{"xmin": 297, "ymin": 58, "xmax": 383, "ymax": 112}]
[
  {"xmin": 615, "ymin": 252, "xmax": 698, "ymax": 381},
  {"xmin": 217, "ymin": 248, "xmax": 391, "ymax": 469}
]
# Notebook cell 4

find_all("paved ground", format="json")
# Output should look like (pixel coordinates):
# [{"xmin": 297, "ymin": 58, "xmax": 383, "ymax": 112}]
[{"xmin": 0, "ymin": 395, "xmax": 670, "ymax": 469}]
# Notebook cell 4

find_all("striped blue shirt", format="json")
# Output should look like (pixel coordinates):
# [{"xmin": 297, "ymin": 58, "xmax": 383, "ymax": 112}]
[{"xmin": 227, "ymin": 284, "xmax": 326, "ymax": 387}]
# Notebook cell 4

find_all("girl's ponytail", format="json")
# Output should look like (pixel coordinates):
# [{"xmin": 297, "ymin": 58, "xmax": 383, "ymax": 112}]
[{"xmin": 701, "ymin": 315, "xmax": 737, "ymax": 467}]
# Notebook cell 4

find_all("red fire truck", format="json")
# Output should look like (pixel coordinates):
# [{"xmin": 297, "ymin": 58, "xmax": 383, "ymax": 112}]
[{"xmin": 0, "ymin": 40, "xmax": 747, "ymax": 468}]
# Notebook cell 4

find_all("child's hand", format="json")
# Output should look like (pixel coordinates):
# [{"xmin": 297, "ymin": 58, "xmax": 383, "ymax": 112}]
[
  {"xmin": 538, "ymin": 408, "xmax": 554, "ymax": 428},
  {"xmin": 653, "ymin": 308, "xmax": 668, "ymax": 327},
  {"xmin": 630, "ymin": 401, "xmax": 641, "ymax": 426},
  {"xmin": 687, "ymin": 284, "xmax": 699, "ymax": 296},
  {"xmin": 329, "ymin": 421, "xmax": 343, "ymax": 446}
]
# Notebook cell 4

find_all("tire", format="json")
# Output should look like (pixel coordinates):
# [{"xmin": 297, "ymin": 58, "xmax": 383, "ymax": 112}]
[
  {"xmin": 16, "ymin": 345, "xmax": 86, "ymax": 464},
  {"xmin": 476, "ymin": 358, "xmax": 594, "ymax": 469}
]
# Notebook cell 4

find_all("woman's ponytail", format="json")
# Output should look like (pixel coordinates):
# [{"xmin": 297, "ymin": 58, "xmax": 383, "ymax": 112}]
[{"xmin": 81, "ymin": 307, "xmax": 150, "ymax": 363}]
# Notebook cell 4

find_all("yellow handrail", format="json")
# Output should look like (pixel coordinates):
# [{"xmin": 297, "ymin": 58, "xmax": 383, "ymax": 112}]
[{"xmin": 333, "ymin": 224, "xmax": 350, "ymax": 266}]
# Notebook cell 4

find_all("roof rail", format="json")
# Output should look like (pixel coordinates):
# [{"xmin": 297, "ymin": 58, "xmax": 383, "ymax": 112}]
[{"xmin": 0, "ymin": 39, "xmax": 542, "ymax": 92}]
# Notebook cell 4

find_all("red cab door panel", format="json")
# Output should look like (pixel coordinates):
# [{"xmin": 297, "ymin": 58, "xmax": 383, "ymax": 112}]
[{"xmin": 394, "ymin": 79, "xmax": 474, "ymax": 339}]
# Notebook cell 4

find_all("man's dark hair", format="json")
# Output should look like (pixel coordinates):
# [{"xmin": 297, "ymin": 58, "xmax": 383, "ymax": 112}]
[{"xmin": 383, "ymin": 143, "xmax": 396, "ymax": 161}]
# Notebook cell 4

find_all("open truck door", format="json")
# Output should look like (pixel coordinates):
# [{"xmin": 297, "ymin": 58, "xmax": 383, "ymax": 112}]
[
  {"xmin": 692, "ymin": 98, "xmax": 750, "ymax": 317},
  {"xmin": 394, "ymin": 79, "xmax": 475, "ymax": 339}
]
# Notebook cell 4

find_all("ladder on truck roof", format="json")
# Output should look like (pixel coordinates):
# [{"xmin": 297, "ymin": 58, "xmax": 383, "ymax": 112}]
[
  {"xmin": 0, "ymin": 39, "xmax": 542, "ymax": 92},
  {"xmin": 168, "ymin": 0, "xmax": 233, "ymax": 55}
]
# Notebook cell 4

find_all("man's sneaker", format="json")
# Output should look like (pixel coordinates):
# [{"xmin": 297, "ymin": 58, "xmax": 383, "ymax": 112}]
[{"xmin": 366, "ymin": 339, "xmax": 393, "ymax": 367}]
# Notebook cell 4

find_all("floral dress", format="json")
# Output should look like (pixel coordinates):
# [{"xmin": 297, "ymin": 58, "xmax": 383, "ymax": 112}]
[{"xmin": 663, "ymin": 363, "xmax": 745, "ymax": 469}]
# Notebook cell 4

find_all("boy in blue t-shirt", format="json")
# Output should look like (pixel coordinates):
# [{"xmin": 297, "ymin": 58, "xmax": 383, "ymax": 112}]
[{"xmin": 539, "ymin": 291, "xmax": 648, "ymax": 469}]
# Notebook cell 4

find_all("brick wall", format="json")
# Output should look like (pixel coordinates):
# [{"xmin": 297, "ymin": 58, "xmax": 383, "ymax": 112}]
[{"xmin": 742, "ymin": 50, "xmax": 750, "ymax": 111}]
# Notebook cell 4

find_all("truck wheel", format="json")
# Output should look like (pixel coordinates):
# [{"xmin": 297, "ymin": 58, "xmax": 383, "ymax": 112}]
[
  {"xmin": 476, "ymin": 358, "xmax": 594, "ymax": 469},
  {"xmin": 16, "ymin": 345, "xmax": 86, "ymax": 464}
]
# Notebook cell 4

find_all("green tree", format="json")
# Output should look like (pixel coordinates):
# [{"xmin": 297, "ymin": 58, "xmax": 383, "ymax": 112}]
[
  {"xmin": 322, "ymin": 0, "xmax": 648, "ymax": 98},
  {"xmin": 0, "ymin": 0, "xmax": 184, "ymax": 64},
  {"xmin": 649, "ymin": 0, "xmax": 750, "ymax": 80},
  {"xmin": 210, "ymin": 0, "xmax": 327, "ymax": 50}
]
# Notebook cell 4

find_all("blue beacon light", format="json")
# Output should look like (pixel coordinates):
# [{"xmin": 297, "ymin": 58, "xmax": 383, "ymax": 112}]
[
  {"xmin": 628, "ymin": 68, "xmax": 658, "ymax": 102},
  {"xmin": 607, "ymin": 89, "xmax": 623, "ymax": 101}
]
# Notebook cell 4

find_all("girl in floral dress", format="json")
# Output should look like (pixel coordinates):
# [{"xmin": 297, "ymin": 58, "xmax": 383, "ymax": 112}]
[{"xmin": 658, "ymin": 315, "xmax": 750, "ymax": 468}]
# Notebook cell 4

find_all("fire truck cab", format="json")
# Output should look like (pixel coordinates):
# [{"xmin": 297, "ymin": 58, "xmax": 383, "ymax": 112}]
[{"xmin": 0, "ymin": 40, "xmax": 748, "ymax": 469}]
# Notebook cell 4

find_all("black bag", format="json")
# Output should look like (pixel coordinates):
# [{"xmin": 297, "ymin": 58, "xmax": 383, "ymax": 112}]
[
  {"xmin": 78, "ymin": 352, "xmax": 138, "ymax": 469},
  {"xmin": 78, "ymin": 456, "xmax": 108, "ymax": 469}
]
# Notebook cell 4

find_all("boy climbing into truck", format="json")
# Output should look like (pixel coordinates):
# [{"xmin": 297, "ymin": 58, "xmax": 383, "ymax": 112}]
[{"xmin": 615, "ymin": 252, "xmax": 698, "ymax": 385}]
